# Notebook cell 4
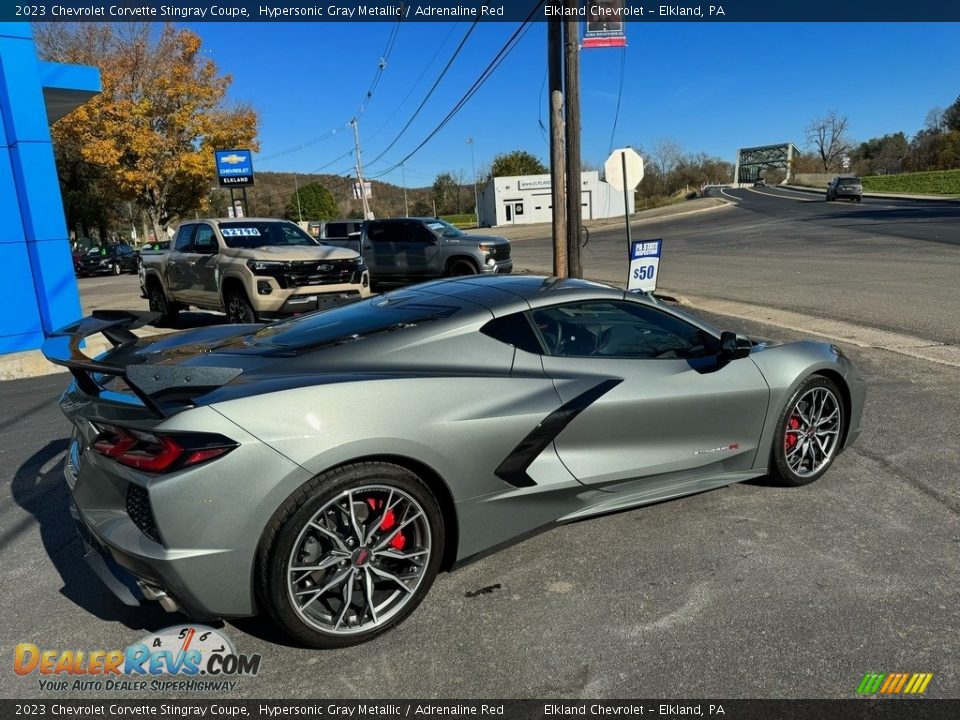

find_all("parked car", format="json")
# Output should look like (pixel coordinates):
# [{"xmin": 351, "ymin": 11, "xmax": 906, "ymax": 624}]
[
  {"xmin": 76, "ymin": 242, "xmax": 138, "ymax": 277},
  {"xmin": 826, "ymin": 176, "xmax": 863, "ymax": 202},
  {"xmin": 43, "ymin": 275, "xmax": 865, "ymax": 648},
  {"xmin": 753, "ymin": 178, "xmax": 766, "ymax": 187},
  {"xmin": 310, "ymin": 219, "xmax": 364, "ymax": 242},
  {"xmin": 139, "ymin": 218, "xmax": 371, "ymax": 325},
  {"xmin": 325, "ymin": 217, "xmax": 511, "ymax": 286}
]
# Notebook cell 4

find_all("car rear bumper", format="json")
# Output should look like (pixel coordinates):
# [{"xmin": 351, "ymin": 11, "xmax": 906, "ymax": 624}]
[{"xmin": 62, "ymin": 410, "xmax": 313, "ymax": 619}]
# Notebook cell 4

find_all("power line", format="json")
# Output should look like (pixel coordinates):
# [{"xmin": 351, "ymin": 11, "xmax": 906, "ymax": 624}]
[
  {"xmin": 364, "ymin": 20, "xmax": 481, "ymax": 169},
  {"xmin": 366, "ymin": 24, "xmax": 458, "ymax": 142},
  {"xmin": 254, "ymin": 17, "xmax": 403, "ymax": 165},
  {"xmin": 607, "ymin": 45, "xmax": 627, "ymax": 155},
  {"xmin": 372, "ymin": 1, "xmax": 545, "ymax": 179}
]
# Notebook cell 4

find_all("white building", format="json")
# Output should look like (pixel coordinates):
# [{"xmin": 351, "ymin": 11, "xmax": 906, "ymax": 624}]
[{"xmin": 477, "ymin": 170, "xmax": 634, "ymax": 227}]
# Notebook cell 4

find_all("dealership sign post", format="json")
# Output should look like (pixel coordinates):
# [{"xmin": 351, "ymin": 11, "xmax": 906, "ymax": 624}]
[
  {"xmin": 216, "ymin": 149, "xmax": 254, "ymax": 218},
  {"xmin": 627, "ymin": 239, "xmax": 662, "ymax": 298}
]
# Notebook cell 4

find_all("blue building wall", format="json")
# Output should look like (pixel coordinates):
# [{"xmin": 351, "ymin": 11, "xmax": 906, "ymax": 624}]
[{"xmin": 0, "ymin": 22, "xmax": 100, "ymax": 355}]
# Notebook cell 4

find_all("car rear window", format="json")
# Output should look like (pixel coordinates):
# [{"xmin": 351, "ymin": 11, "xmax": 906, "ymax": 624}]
[{"xmin": 249, "ymin": 291, "xmax": 462, "ymax": 351}]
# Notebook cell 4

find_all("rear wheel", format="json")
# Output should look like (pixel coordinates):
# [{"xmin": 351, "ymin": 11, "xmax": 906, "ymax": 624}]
[
  {"xmin": 258, "ymin": 462, "xmax": 444, "ymax": 648},
  {"xmin": 770, "ymin": 376, "xmax": 845, "ymax": 486},
  {"xmin": 148, "ymin": 284, "xmax": 180, "ymax": 326},
  {"xmin": 224, "ymin": 288, "xmax": 256, "ymax": 324}
]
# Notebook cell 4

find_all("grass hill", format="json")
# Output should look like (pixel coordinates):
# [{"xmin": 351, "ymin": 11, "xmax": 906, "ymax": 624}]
[{"xmin": 208, "ymin": 171, "xmax": 435, "ymax": 220}]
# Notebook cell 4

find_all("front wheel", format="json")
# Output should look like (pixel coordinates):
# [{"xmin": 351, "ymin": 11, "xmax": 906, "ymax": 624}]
[
  {"xmin": 770, "ymin": 375, "xmax": 845, "ymax": 486},
  {"xmin": 446, "ymin": 259, "xmax": 478, "ymax": 277},
  {"xmin": 224, "ymin": 289, "xmax": 256, "ymax": 324},
  {"xmin": 257, "ymin": 462, "xmax": 445, "ymax": 648}
]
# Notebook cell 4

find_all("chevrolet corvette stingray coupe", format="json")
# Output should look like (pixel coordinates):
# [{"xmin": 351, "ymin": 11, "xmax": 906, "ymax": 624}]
[{"xmin": 44, "ymin": 275, "xmax": 865, "ymax": 647}]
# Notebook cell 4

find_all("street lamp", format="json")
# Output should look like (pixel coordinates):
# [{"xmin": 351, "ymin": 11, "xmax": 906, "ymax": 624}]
[{"xmin": 466, "ymin": 137, "xmax": 479, "ymax": 226}]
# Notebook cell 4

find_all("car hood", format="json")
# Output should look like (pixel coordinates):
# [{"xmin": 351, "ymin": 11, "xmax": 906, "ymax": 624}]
[
  {"xmin": 222, "ymin": 245, "xmax": 359, "ymax": 262},
  {"xmin": 450, "ymin": 234, "xmax": 509, "ymax": 245}
]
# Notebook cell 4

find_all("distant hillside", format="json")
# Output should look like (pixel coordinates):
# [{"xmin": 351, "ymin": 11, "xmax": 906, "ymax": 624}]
[{"xmin": 208, "ymin": 171, "xmax": 436, "ymax": 220}]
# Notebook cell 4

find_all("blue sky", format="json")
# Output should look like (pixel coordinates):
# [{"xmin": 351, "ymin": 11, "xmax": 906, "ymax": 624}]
[{"xmin": 188, "ymin": 21, "xmax": 960, "ymax": 187}]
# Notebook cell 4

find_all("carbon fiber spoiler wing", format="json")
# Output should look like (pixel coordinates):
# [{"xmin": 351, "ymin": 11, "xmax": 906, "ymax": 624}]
[{"xmin": 41, "ymin": 310, "xmax": 242, "ymax": 418}]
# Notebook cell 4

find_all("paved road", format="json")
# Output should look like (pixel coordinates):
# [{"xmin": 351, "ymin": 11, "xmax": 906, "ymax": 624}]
[
  {"xmin": 510, "ymin": 187, "xmax": 960, "ymax": 346},
  {"xmin": 1, "ymin": 308, "xmax": 957, "ymax": 700}
]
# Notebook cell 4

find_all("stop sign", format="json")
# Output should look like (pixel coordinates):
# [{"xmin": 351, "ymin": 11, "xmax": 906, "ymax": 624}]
[{"xmin": 605, "ymin": 147, "xmax": 644, "ymax": 192}]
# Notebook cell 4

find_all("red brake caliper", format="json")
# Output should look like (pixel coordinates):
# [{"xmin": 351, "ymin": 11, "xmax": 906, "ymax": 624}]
[
  {"xmin": 366, "ymin": 498, "xmax": 406, "ymax": 551},
  {"xmin": 785, "ymin": 416, "xmax": 801, "ymax": 450}
]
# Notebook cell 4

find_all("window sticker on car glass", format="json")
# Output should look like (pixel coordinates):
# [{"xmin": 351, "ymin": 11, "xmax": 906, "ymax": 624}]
[
  {"xmin": 221, "ymin": 228, "xmax": 261, "ymax": 237},
  {"xmin": 427, "ymin": 223, "xmax": 445, "ymax": 230}
]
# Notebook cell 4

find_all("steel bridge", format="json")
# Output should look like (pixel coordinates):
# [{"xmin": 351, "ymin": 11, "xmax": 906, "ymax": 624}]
[{"xmin": 734, "ymin": 143, "xmax": 797, "ymax": 184}]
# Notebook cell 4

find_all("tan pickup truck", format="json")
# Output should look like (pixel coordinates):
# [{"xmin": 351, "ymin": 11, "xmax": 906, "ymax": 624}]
[{"xmin": 140, "ymin": 218, "xmax": 371, "ymax": 325}]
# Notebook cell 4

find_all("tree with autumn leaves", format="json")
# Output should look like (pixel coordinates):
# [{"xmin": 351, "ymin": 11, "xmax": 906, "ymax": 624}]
[{"xmin": 35, "ymin": 23, "xmax": 258, "ymax": 242}]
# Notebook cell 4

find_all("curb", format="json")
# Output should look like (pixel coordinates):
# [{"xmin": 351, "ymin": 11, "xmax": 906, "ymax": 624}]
[{"xmin": 0, "ymin": 326, "xmax": 173, "ymax": 383}]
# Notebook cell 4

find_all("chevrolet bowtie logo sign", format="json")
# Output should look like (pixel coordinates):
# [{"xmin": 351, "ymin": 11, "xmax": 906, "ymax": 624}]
[{"xmin": 220, "ymin": 154, "xmax": 246, "ymax": 165}]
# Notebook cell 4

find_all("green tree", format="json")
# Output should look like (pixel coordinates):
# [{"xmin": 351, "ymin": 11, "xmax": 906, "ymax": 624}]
[
  {"xmin": 286, "ymin": 182, "xmax": 338, "ymax": 221},
  {"xmin": 487, "ymin": 150, "xmax": 548, "ymax": 179},
  {"xmin": 943, "ymin": 95, "xmax": 960, "ymax": 133}
]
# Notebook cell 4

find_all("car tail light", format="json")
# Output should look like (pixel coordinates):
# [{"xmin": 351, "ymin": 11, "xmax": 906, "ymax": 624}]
[{"xmin": 91, "ymin": 424, "xmax": 236, "ymax": 473}]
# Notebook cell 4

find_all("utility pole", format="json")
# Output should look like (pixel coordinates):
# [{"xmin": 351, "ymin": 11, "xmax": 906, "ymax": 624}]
[
  {"xmin": 563, "ymin": 4, "xmax": 582, "ymax": 278},
  {"xmin": 293, "ymin": 173, "xmax": 302, "ymax": 222},
  {"xmin": 351, "ymin": 118, "xmax": 372, "ymax": 220},
  {"xmin": 547, "ymin": 11, "xmax": 567, "ymax": 277},
  {"xmin": 466, "ymin": 137, "xmax": 479, "ymax": 226},
  {"xmin": 401, "ymin": 162, "xmax": 409, "ymax": 217}
]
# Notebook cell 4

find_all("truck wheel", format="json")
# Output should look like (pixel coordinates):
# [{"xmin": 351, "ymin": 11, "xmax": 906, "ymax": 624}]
[
  {"xmin": 446, "ymin": 259, "xmax": 478, "ymax": 277},
  {"xmin": 148, "ymin": 285, "xmax": 180, "ymax": 327},
  {"xmin": 225, "ymin": 289, "xmax": 257, "ymax": 324}
]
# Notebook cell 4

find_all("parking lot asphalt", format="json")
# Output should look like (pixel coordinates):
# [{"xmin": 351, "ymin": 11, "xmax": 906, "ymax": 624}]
[{"xmin": 1, "ymin": 308, "xmax": 957, "ymax": 700}]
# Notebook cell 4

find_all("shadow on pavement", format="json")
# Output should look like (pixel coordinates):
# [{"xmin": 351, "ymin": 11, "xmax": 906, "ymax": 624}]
[{"xmin": 10, "ymin": 439, "xmax": 171, "ymax": 632}]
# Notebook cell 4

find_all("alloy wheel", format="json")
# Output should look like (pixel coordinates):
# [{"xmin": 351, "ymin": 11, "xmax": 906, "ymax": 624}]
[
  {"xmin": 783, "ymin": 386, "xmax": 842, "ymax": 478},
  {"xmin": 286, "ymin": 485, "xmax": 432, "ymax": 636}
]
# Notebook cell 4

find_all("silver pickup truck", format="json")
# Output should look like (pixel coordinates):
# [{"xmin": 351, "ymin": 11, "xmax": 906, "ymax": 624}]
[{"xmin": 325, "ymin": 217, "xmax": 512, "ymax": 285}]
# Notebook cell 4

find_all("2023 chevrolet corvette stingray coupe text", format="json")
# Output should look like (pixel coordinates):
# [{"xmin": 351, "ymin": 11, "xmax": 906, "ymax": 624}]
[{"xmin": 44, "ymin": 275, "xmax": 864, "ymax": 647}]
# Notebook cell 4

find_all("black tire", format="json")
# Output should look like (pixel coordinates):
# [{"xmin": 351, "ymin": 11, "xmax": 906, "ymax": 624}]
[
  {"xmin": 446, "ymin": 258, "xmax": 478, "ymax": 277},
  {"xmin": 769, "ymin": 375, "xmax": 846, "ymax": 487},
  {"xmin": 224, "ymin": 288, "xmax": 256, "ymax": 324},
  {"xmin": 257, "ymin": 462, "xmax": 445, "ymax": 648},
  {"xmin": 147, "ymin": 283, "xmax": 180, "ymax": 326}
]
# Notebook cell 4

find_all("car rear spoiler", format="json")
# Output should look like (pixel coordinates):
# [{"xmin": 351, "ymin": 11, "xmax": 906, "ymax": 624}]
[{"xmin": 41, "ymin": 310, "xmax": 242, "ymax": 418}]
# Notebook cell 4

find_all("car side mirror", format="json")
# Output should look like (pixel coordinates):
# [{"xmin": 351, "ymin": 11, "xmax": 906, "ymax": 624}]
[{"xmin": 720, "ymin": 331, "xmax": 752, "ymax": 360}]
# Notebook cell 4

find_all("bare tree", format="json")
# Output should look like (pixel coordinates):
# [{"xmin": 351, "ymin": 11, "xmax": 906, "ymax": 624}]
[
  {"xmin": 805, "ymin": 111, "xmax": 853, "ymax": 172},
  {"xmin": 924, "ymin": 106, "xmax": 946, "ymax": 132}
]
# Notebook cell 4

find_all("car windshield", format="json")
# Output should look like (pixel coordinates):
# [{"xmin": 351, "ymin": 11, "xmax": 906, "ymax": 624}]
[
  {"xmin": 217, "ymin": 221, "xmax": 320, "ymax": 249},
  {"xmin": 426, "ymin": 219, "xmax": 465, "ymax": 238},
  {"xmin": 248, "ymin": 291, "xmax": 461, "ymax": 351}
]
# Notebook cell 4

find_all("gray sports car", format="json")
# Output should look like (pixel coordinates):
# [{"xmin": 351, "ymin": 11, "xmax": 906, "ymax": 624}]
[{"xmin": 44, "ymin": 275, "xmax": 865, "ymax": 648}]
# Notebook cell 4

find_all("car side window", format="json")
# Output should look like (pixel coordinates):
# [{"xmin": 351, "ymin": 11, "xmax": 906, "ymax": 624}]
[
  {"xmin": 530, "ymin": 301, "xmax": 715, "ymax": 360},
  {"xmin": 367, "ymin": 222, "xmax": 392, "ymax": 243},
  {"xmin": 193, "ymin": 225, "xmax": 217, "ymax": 254},
  {"xmin": 174, "ymin": 225, "xmax": 195, "ymax": 252},
  {"xmin": 480, "ymin": 313, "xmax": 543, "ymax": 354},
  {"xmin": 410, "ymin": 223, "xmax": 436, "ymax": 243}
]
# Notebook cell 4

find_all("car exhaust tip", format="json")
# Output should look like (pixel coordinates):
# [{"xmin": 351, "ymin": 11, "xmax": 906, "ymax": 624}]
[{"xmin": 137, "ymin": 580, "xmax": 181, "ymax": 613}]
